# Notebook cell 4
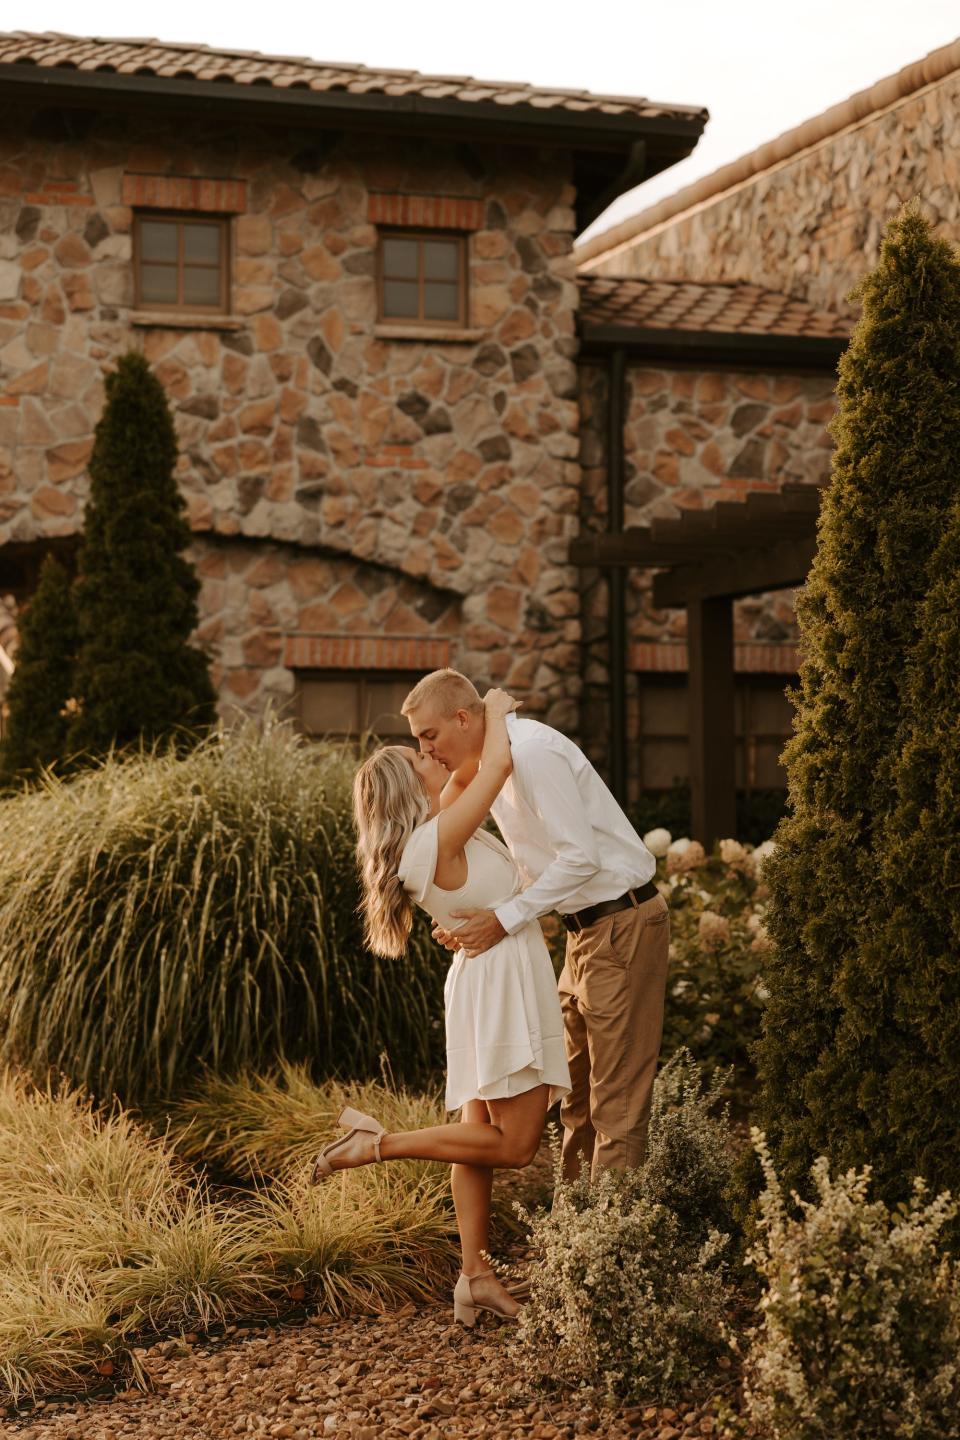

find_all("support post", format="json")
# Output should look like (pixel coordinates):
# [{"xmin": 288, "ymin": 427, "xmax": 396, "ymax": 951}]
[
  {"xmin": 607, "ymin": 347, "xmax": 627, "ymax": 805},
  {"xmin": 687, "ymin": 594, "xmax": 736, "ymax": 849}
]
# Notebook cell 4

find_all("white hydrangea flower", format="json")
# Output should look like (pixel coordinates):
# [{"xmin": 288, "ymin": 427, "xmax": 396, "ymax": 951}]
[
  {"xmin": 643, "ymin": 827, "xmax": 672, "ymax": 858},
  {"xmin": 667, "ymin": 836, "xmax": 692, "ymax": 858},
  {"xmin": 718, "ymin": 838, "xmax": 748, "ymax": 866},
  {"xmin": 752, "ymin": 839, "xmax": 777, "ymax": 861}
]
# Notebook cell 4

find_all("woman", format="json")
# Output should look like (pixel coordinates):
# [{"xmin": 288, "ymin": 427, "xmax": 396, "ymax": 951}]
[{"xmin": 310, "ymin": 688, "xmax": 570, "ymax": 1327}]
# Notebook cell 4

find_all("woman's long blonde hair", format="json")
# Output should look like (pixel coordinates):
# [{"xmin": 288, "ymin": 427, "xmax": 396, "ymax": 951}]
[{"xmin": 352, "ymin": 745, "xmax": 429, "ymax": 957}]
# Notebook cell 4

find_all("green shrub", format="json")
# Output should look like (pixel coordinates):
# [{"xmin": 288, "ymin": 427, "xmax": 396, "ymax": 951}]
[
  {"xmin": 514, "ymin": 1054, "xmax": 736, "ymax": 1405},
  {"xmin": 640, "ymin": 1049, "xmax": 738, "ymax": 1248},
  {"xmin": 755, "ymin": 206, "xmax": 960, "ymax": 1203},
  {"xmin": 0, "ymin": 721, "xmax": 446, "ymax": 1105},
  {"xmin": 69, "ymin": 351, "xmax": 215, "ymax": 756},
  {"xmin": 741, "ymin": 1133, "xmax": 960, "ymax": 1440},
  {"xmin": 0, "ymin": 553, "xmax": 77, "ymax": 784}
]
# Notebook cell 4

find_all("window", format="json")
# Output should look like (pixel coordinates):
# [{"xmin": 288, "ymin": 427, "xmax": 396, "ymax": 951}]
[
  {"xmin": 296, "ymin": 672, "xmax": 422, "ymax": 742},
  {"xmin": 378, "ymin": 232, "xmax": 466, "ymax": 326},
  {"xmin": 133, "ymin": 214, "xmax": 230, "ymax": 312},
  {"xmin": 632, "ymin": 675, "xmax": 793, "ymax": 792}
]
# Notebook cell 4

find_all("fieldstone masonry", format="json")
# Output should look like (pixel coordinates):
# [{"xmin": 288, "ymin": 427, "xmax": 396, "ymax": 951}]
[
  {"xmin": 585, "ymin": 68, "xmax": 960, "ymax": 317},
  {"xmin": 0, "ymin": 111, "xmax": 581, "ymax": 728}
]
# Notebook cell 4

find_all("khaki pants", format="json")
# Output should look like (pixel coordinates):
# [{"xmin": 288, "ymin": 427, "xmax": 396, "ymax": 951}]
[{"xmin": 558, "ymin": 892, "xmax": 670, "ymax": 1181}]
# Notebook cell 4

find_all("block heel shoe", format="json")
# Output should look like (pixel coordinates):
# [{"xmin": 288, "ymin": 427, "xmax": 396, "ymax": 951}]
[
  {"xmin": 453, "ymin": 1270, "xmax": 521, "ymax": 1327},
  {"xmin": 309, "ymin": 1106, "xmax": 386, "ymax": 1184}
]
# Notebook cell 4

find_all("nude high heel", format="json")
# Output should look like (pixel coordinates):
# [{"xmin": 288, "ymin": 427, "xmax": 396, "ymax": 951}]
[
  {"xmin": 309, "ymin": 1106, "xmax": 386, "ymax": 1184},
  {"xmin": 453, "ymin": 1270, "xmax": 520, "ymax": 1327}
]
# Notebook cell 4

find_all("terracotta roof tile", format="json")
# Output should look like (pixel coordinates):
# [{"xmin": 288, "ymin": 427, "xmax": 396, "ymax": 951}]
[
  {"xmin": 0, "ymin": 30, "xmax": 707, "ymax": 125},
  {"xmin": 579, "ymin": 275, "xmax": 851, "ymax": 340}
]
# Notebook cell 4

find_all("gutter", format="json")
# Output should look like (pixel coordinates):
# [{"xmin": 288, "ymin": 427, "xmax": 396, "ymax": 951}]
[{"xmin": 579, "ymin": 323, "xmax": 847, "ymax": 370}]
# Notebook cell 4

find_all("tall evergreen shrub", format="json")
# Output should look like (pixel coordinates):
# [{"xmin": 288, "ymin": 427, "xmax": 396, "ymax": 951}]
[
  {"xmin": 0, "ymin": 554, "xmax": 77, "ymax": 783},
  {"xmin": 70, "ymin": 351, "xmax": 215, "ymax": 754},
  {"xmin": 754, "ymin": 205, "xmax": 960, "ymax": 1201}
]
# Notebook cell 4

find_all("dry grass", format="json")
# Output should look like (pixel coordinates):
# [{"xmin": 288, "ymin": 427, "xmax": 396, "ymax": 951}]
[{"xmin": 0, "ymin": 1068, "xmax": 469, "ymax": 1408}]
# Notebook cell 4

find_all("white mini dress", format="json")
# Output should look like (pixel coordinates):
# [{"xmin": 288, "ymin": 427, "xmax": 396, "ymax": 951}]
[{"xmin": 398, "ymin": 816, "xmax": 571, "ymax": 1113}]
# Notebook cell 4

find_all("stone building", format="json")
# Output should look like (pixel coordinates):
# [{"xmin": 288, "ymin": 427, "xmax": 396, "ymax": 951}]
[
  {"xmin": 6, "ymin": 30, "xmax": 951, "ymax": 823},
  {"xmin": 571, "ymin": 35, "xmax": 960, "ymax": 810},
  {"xmin": 0, "ymin": 30, "xmax": 707, "ymax": 746}
]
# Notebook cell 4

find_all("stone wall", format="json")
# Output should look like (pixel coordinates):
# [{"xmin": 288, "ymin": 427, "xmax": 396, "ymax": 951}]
[
  {"xmin": 0, "ymin": 107, "xmax": 581, "ymax": 728},
  {"xmin": 585, "ymin": 67, "xmax": 960, "ymax": 316},
  {"xmin": 578, "ymin": 359, "xmax": 836, "ymax": 790},
  {"xmin": 192, "ymin": 537, "xmax": 462, "ymax": 717}
]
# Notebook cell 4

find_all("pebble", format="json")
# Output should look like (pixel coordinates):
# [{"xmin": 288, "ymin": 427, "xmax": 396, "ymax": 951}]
[{"xmin": 0, "ymin": 1296, "xmax": 733, "ymax": 1440}]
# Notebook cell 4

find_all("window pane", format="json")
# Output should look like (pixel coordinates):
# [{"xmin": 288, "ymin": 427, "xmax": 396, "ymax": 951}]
[
  {"xmin": 364, "ymin": 680, "xmax": 415, "ymax": 737},
  {"xmin": 423, "ymin": 239, "xmax": 459, "ymax": 280},
  {"xmin": 381, "ymin": 236, "xmax": 419, "ymax": 279},
  {"xmin": 298, "ymin": 679, "xmax": 358, "ymax": 736},
  {"xmin": 382, "ymin": 279, "xmax": 419, "ymax": 318},
  {"xmin": 183, "ymin": 223, "xmax": 222, "ymax": 264},
  {"xmin": 183, "ymin": 266, "xmax": 222, "ymax": 306},
  {"xmin": 638, "ymin": 682, "xmax": 688, "ymax": 737},
  {"xmin": 140, "ymin": 220, "xmax": 178, "ymax": 262},
  {"xmin": 423, "ymin": 283, "xmax": 459, "ymax": 321},
  {"xmin": 641, "ymin": 739, "xmax": 689, "ymax": 789},
  {"xmin": 140, "ymin": 263, "xmax": 178, "ymax": 304}
]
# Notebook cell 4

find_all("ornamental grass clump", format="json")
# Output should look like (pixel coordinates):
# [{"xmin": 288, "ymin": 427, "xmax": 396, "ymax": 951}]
[
  {"xmin": 0, "ymin": 719, "xmax": 445, "ymax": 1106},
  {"xmin": 514, "ymin": 1054, "xmax": 736, "ymax": 1406},
  {"xmin": 0, "ymin": 1068, "xmax": 467, "ymax": 1405},
  {"xmin": 740, "ymin": 1133, "xmax": 960, "ymax": 1440}
]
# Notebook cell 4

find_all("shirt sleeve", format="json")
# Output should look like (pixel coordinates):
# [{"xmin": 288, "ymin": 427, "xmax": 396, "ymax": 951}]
[{"xmin": 494, "ymin": 743, "xmax": 600, "ymax": 935}]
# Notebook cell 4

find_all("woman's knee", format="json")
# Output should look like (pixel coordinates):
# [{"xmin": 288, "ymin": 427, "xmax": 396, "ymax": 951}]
[{"xmin": 501, "ymin": 1135, "xmax": 540, "ymax": 1168}]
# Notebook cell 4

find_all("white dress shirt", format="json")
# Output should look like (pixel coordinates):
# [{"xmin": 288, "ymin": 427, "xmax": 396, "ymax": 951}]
[{"xmin": 490, "ymin": 715, "xmax": 656, "ymax": 936}]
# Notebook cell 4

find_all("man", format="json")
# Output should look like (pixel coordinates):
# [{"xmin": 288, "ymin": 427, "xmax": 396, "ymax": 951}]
[{"xmin": 402, "ymin": 668, "xmax": 669, "ymax": 1180}]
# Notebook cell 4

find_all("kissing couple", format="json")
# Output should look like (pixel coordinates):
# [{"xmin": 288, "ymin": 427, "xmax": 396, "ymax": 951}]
[{"xmin": 311, "ymin": 669, "xmax": 670, "ymax": 1327}]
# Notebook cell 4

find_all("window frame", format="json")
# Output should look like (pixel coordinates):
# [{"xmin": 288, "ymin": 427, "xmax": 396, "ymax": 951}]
[
  {"xmin": 294, "ymin": 668, "xmax": 424, "ymax": 743},
  {"xmin": 133, "ymin": 211, "xmax": 231, "ymax": 314},
  {"xmin": 376, "ymin": 228, "xmax": 468, "ymax": 329}
]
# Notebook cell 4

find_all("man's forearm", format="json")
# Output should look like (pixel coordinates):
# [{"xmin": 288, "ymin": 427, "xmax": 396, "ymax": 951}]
[{"xmin": 495, "ymin": 855, "xmax": 599, "ymax": 935}]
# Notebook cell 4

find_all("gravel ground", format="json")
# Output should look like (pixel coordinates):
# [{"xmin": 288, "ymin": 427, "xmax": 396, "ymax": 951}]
[{"xmin": 0, "ymin": 1300, "xmax": 731, "ymax": 1440}]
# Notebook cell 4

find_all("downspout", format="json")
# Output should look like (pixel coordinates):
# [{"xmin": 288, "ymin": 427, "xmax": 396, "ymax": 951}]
[{"xmin": 607, "ymin": 347, "xmax": 627, "ymax": 804}]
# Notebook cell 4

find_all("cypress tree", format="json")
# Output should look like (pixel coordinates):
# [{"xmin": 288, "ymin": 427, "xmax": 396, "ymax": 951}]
[
  {"xmin": 860, "ymin": 498, "xmax": 960, "ymax": 1196},
  {"xmin": 754, "ymin": 205, "xmax": 960, "ymax": 1200},
  {"xmin": 69, "ymin": 351, "xmax": 216, "ymax": 755},
  {"xmin": 0, "ymin": 554, "xmax": 77, "ymax": 782}
]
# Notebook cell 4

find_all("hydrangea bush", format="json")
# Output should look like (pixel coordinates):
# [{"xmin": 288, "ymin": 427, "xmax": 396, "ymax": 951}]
[
  {"xmin": 514, "ymin": 1054, "xmax": 736, "ymax": 1406},
  {"xmin": 740, "ymin": 1132, "xmax": 960, "ymax": 1440},
  {"xmin": 650, "ymin": 830, "xmax": 774, "ymax": 1109}
]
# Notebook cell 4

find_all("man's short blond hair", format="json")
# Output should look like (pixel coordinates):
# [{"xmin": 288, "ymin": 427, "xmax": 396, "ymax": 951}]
[{"xmin": 401, "ymin": 668, "xmax": 482, "ymax": 719}]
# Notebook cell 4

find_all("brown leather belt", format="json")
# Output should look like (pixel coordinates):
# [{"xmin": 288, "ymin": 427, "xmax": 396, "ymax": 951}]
[{"xmin": 561, "ymin": 880, "xmax": 660, "ymax": 935}]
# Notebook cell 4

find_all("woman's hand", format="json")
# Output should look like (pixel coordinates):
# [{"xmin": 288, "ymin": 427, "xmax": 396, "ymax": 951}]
[{"xmin": 483, "ymin": 688, "xmax": 521, "ymax": 720}]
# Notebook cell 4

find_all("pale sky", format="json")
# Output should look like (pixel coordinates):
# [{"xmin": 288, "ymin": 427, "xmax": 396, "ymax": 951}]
[{"xmin": 11, "ymin": 0, "xmax": 960, "ymax": 243}]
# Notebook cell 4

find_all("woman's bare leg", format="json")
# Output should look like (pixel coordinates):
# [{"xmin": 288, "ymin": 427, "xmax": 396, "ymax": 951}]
[
  {"xmin": 450, "ymin": 1100, "xmax": 493, "ymax": 1276},
  {"xmin": 379, "ymin": 1085, "xmax": 548, "ymax": 1168}
]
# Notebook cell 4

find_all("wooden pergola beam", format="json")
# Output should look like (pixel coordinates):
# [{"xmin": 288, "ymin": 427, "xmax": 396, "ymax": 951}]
[{"xmin": 653, "ymin": 535, "xmax": 817, "ymax": 605}]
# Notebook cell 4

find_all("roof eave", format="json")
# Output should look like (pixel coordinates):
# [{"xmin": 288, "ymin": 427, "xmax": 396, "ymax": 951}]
[
  {"xmin": 578, "ymin": 321, "xmax": 847, "ymax": 370},
  {"xmin": 0, "ymin": 63, "xmax": 705, "ymax": 148}
]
